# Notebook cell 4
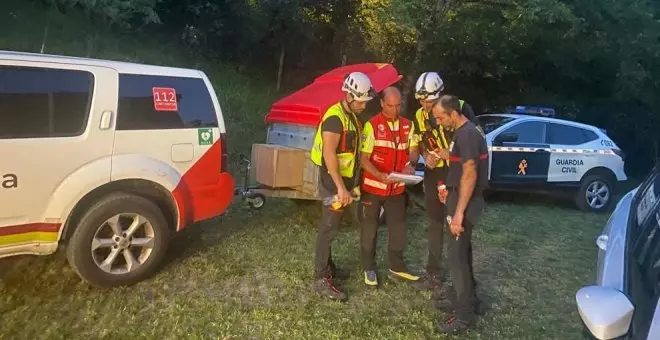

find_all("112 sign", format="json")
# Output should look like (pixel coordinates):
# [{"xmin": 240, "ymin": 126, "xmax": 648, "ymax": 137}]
[{"xmin": 152, "ymin": 87, "xmax": 178, "ymax": 111}]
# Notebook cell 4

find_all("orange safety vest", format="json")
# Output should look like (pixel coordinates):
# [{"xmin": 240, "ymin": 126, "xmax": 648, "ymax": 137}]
[{"xmin": 361, "ymin": 113, "xmax": 411, "ymax": 196}]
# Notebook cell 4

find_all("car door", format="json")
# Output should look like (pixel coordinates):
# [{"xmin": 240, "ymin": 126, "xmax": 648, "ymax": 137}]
[
  {"xmin": 625, "ymin": 169, "xmax": 660, "ymax": 340},
  {"xmin": 490, "ymin": 120, "xmax": 551, "ymax": 187},
  {"xmin": 0, "ymin": 61, "xmax": 116, "ymax": 249},
  {"xmin": 545, "ymin": 122, "xmax": 599, "ymax": 183}
]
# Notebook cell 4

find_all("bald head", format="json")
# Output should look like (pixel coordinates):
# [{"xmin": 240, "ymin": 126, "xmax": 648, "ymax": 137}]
[
  {"xmin": 380, "ymin": 86, "xmax": 402, "ymax": 119},
  {"xmin": 382, "ymin": 86, "xmax": 401, "ymax": 100}
]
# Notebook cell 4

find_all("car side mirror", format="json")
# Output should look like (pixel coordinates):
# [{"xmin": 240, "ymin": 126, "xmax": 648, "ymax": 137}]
[
  {"xmin": 494, "ymin": 133, "xmax": 518, "ymax": 145},
  {"xmin": 576, "ymin": 286, "xmax": 634, "ymax": 340}
]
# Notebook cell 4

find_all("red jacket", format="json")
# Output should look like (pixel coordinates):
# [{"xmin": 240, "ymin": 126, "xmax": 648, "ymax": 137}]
[{"xmin": 361, "ymin": 113, "xmax": 411, "ymax": 196}]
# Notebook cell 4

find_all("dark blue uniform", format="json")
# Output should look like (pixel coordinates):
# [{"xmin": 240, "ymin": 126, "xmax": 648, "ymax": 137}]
[{"xmin": 445, "ymin": 120, "xmax": 489, "ymax": 324}]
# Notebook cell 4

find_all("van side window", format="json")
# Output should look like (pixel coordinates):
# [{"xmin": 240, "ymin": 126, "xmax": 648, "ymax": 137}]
[
  {"xmin": 0, "ymin": 66, "xmax": 94, "ymax": 139},
  {"xmin": 116, "ymin": 74, "xmax": 218, "ymax": 130}
]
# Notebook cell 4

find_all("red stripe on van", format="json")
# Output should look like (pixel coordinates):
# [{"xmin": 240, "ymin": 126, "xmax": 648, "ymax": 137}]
[
  {"xmin": 172, "ymin": 139, "xmax": 235, "ymax": 231},
  {"xmin": 0, "ymin": 223, "xmax": 61, "ymax": 236}
]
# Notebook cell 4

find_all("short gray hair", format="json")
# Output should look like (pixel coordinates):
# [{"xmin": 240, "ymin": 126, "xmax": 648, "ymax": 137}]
[{"xmin": 432, "ymin": 94, "xmax": 462, "ymax": 115}]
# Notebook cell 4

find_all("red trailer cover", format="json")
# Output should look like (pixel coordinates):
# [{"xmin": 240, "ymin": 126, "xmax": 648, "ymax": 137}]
[{"xmin": 264, "ymin": 63, "xmax": 404, "ymax": 127}]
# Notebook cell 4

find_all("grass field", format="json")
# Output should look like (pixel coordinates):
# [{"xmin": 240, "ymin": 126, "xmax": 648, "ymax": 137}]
[
  {"xmin": 1, "ymin": 191, "xmax": 610, "ymax": 340},
  {"xmin": 0, "ymin": 1, "xmax": 618, "ymax": 339}
]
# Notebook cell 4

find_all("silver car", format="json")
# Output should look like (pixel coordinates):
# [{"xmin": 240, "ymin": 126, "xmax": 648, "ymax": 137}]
[{"xmin": 576, "ymin": 165, "xmax": 660, "ymax": 339}]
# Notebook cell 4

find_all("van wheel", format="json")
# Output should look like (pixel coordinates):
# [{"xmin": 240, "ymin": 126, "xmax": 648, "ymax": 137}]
[
  {"xmin": 66, "ymin": 193, "xmax": 170, "ymax": 288},
  {"xmin": 576, "ymin": 174, "xmax": 612, "ymax": 212}
]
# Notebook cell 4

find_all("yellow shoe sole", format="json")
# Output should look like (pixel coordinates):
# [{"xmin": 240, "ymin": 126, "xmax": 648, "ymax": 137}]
[
  {"xmin": 364, "ymin": 272, "xmax": 378, "ymax": 286},
  {"xmin": 388, "ymin": 269, "xmax": 420, "ymax": 281}
]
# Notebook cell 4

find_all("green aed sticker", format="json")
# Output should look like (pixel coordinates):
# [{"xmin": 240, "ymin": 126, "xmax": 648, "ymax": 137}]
[{"xmin": 198, "ymin": 128, "xmax": 214, "ymax": 146}]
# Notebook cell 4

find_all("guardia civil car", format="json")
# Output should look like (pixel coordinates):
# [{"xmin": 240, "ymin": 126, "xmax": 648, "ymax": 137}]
[{"xmin": 414, "ymin": 106, "xmax": 627, "ymax": 212}]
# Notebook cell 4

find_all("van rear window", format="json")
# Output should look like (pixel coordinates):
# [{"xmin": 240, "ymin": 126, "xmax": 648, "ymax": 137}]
[{"xmin": 117, "ymin": 74, "xmax": 218, "ymax": 130}]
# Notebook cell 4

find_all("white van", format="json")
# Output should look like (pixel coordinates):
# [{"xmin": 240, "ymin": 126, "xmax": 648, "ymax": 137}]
[{"xmin": 0, "ymin": 51, "xmax": 235, "ymax": 288}]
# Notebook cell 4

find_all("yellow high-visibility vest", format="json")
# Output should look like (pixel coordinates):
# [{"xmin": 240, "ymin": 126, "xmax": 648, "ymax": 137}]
[{"xmin": 310, "ymin": 102, "xmax": 361, "ymax": 178}]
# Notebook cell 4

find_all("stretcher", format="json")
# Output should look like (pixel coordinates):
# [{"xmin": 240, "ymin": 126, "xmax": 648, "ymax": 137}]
[{"xmin": 234, "ymin": 63, "xmax": 405, "ymax": 211}]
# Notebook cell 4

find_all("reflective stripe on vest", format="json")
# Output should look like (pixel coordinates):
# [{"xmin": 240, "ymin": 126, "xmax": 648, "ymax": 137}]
[
  {"xmin": 310, "ymin": 102, "xmax": 360, "ymax": 178},
  {"xmin": 361, "ymin": 114, "xmax": 411, "ymax": 196}
]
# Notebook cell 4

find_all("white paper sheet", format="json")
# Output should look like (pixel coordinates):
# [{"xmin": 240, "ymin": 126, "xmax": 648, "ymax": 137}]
[{"xmin": 387, "ymin": 172, "xmax": 424, "ymax": 185}]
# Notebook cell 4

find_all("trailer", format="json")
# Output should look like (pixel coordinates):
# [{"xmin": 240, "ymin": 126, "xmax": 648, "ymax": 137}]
[{"xmin": 235, "ymin": 63, "xmax": 407, "ymax": 216}]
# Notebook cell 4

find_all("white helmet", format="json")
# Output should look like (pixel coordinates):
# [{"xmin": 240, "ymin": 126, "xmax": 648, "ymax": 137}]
[
  {"xmin": 342, "ymin": 72, "xmax": 375, "ymax": 102},
  {"xmin": 415, "ymin": 72, "xmax": 445, "ymax": 100}
]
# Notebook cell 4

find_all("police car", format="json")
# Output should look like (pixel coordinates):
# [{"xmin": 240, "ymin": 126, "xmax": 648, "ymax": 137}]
[{"xmin": 414, "ymin": 106, "xmax": 627, "ymax": 212}]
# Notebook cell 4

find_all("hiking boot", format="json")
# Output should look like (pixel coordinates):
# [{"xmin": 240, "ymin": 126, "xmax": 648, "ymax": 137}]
[
  {"xmin": 410, "ymin": 272, "xmax": 442, "ymax": 291},
  {"xmin": 431, "ymin": 285, "xmax": 454, "ymax": 301},
  {"xmin": 364, "ymin": 270, "xmax": 378, "ymax": 287},
  {"xmin": 434, "ymin": 296, "xmax": 487, "ymax": 316},
  {"xmin": 313, "ymin": 277, "xmax": 347, "ymax": 301},
  {"xmin": 329, "ymin": 265, "xmax": 351, "ymax": 281},
  {"xmin": 436, "ymin": 315, "xmax": 474, "ymax": 334},
  {"xmin": 388, "ymin": 269, "xmax": 421, "ymax": 283}
]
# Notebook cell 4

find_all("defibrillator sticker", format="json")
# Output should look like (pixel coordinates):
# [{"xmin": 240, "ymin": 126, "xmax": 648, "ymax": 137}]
[
  {"xmin": 198, "ymin": 128, "xmax": 213, "ymax": 146},
  {"xmin": 152, "ymin": 87, "xmax": 178, "ymax": 111}
]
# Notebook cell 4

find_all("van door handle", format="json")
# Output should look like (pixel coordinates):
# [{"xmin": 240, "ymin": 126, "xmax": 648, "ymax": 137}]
[{"xmin": 100, "ymin": 110, "xmax": 114, "ymax": 130}]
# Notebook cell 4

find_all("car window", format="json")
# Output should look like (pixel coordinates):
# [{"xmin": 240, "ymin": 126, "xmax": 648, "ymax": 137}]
[
  {"xmin": 635, "ymin": 170, "xmax": 660, "ymax": 227},
  {"xmin": 498, "ymin": 121, "xmax": 546, "ymax": 144},
  {"xmin": 0, "ymin": 65, "xmax": 94, "ymax": 139},
  {"xmin": 116, "ymin": 74, "xmax": 218, "ymax": 130},
  {"xmin": 546, "ymin": 123, "xmax": 599, "ymax": 145},
  {"xmin": 476, "ymin": 115, "xmax": 516, "ymax": 134}
]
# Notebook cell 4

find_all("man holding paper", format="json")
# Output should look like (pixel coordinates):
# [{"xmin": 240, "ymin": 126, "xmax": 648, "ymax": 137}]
[
  {"xmin": 358, "ymin": 86, "xmax": 420, "ymax": 288},
  {"xmin": 407, "ymin": 72, "xmax": 477, "ymax": 296}
]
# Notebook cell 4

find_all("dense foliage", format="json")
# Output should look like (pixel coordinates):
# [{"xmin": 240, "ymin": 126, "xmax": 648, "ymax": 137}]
[{"xmin": 36, "ymin": 0, "xmax": 660, "ymax": 175}]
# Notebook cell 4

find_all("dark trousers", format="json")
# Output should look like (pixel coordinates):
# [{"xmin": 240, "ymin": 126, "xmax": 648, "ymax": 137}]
[
  {"xmin": 423, "ymin": 166, "xmax": 448, "ymax": 277},
  {"xmin": 447, "ymin": 217, "xmax": 478, "ymax": 321},
  {"xmin": 360, "ymin": 192, "xmax": 407, "ymax": 272},
  {"xmin": 314, "ymin": 185, "xmax": 347, "ymax": 279}
]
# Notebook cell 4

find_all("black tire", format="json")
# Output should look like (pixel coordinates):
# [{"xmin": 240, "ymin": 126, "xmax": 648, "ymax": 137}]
[
  {"xmin": 66, "ymin": 192, "xmax": 170, "ymax": 288},
  {"xmin": 575, "ymin": 174, "xmax": 613, "ymax": 213},
  {"xmin": 246, "ymin": 193, "xmax": 266, "ymax": 209}
]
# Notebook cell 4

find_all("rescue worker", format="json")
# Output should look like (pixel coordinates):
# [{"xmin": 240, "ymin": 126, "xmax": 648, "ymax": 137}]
[
  {"xmin": 358, "ymin": 86, "xmax": 418, "ymax": 287},
  {"xmin": 309, "ymin": 71, "xmax": 376, "ymax": 301},
  {"xmin": 430, "ymin": 95, "xmax": 488, "ymax": 334},
  {"xmin": 408, "ymin": 72, "xmax": 478, "ymax": 297}
]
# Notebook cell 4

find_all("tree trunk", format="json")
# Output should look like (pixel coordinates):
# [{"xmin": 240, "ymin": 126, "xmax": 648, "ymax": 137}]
[
  {"xmin": 276, "ymin": 44, "xmax": 285, "ymax": 91},
  {"xmin": 400, "ymin": 0, "xmax": 455, "ymax": 116},
  {"xmin": 400, "ymin": 32, "xmax": 426, "ymax": 116}
]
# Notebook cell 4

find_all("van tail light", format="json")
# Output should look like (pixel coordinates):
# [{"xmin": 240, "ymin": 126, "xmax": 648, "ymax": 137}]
[
  {"xmin": 612, "ymin": 149, "xmax": 625, "ymax": 160},
  {"xmin": 220, "ymin": 133, "xmax": 228, "ymax": 173}
]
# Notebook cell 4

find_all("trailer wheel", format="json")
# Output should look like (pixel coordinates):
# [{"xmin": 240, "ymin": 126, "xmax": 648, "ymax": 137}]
[{"xmin": 246, "ymin": 193, "xmax": 266, "ymax": 209}]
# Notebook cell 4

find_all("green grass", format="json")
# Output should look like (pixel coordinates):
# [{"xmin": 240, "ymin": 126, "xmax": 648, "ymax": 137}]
[
  {"xmin": 0, "ymin": 192, "xmax": 609, "ymax": 339},
  {"xmin": 0, "ymin": 1, "xmax": 613, "ymax": 339}
]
